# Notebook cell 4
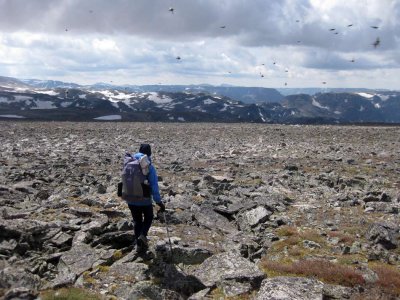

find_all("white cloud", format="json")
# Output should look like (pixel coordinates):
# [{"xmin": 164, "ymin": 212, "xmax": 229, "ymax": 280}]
[{"xmin": 0, "ymin": 0, "xmax": 398, "ymax": 89}]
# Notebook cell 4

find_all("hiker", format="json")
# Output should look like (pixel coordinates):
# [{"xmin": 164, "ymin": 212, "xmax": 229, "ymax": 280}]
[{"xmin": 121, "ymin": 143, "xmax": 165, "ymax": 252}]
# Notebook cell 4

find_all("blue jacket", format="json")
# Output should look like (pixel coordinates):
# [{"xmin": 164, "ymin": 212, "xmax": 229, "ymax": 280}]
[{"xmin": 123, "ymin": 152, "xmax": 162, "ymax": 206}]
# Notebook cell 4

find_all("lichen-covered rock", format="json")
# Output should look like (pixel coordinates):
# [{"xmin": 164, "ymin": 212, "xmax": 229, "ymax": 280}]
[
  {"xmin": 155, "ymin": 240, "xmax": 213, "ymax": 264},
  {"xmin": 239, "ymin": 206, "xmax": 272, "ymax": 229},
  {"xmin": 121, "ymin": 281, "xmax": 183, "ymax": 300},
  {"xmin": 52, "ymin": 243, "xmax": 102, "ymax": 287},
  {"xmin": 3, "ymin": 287, "xmax": 38, "ymax": 300},
  {"xmin": 192, "ymin": 252, "xmax": 264, "ymax": 289},
  {"xmin": 192, "ymin": 205, "xmax": 238, "ymax": 234},
  {"xmin": 256, "ymin": 276, "xmax": 324, "ymax": 300}
]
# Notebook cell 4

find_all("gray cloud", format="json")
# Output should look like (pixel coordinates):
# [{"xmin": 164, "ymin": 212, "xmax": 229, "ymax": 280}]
[
  {"xmin": 0, "ymin": 0, "xmax": 399, "ymax": 88},
  {"xmin": 0, "ymin": 0, "xmax": 398, "ymax": 50}
]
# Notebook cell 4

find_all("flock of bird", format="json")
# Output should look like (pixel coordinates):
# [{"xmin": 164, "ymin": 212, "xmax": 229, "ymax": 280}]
[
  {"xmin": 168, "ymin": 6, "xmax": 382, "ymax": 87},
  {"xmin": 64, "ymin": 6, "xmax": 382, "ymax": 87}
]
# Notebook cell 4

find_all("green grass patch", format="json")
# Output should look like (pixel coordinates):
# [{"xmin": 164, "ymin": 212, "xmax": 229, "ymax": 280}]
[
  {"xmin": 40, "ymin": 287, "xmax": 103, "ymax": 300},
  {"xmin": 260, "ymin": 259, "xmax": 365, "ymax": 287}
]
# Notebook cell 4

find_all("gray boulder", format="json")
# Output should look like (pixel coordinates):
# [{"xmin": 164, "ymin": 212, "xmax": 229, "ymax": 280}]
[
  {"xmin": 192, "ymin": 205, "xmax": 238, "ymax": 234},
  {"xmin": 256, "ymin": 276, "xmax": 324, "ymax": 300},
  {"xmin": 91, "ymin": 231, "xmax": 134, "ymax": 248},
  {"xmin": 366, "ymin": 222, "xmax": 399, "ymax": 250},
  {"xmin": 155, "ymin": 241, "xmax": 213, "ymax": 265},
  {"xmin": 3, "ymin": 287, "xmax": 38, "ymax": 300},
  {"xmin": 0, "ymin": 266, "xmax": 41, "ymax": 292},
  {"xmin": 52, "ymin": 243, "xmax": 101, "ymax": 287},
  {"xmin": 364, "ymin": 202, "xmax": 398, "ymax": 214},
  {"xmin": 122, "ymin": 281, "xmax": 183, "ymax": 300},
  {"xmin": 192, "ymin": 252, "xmax": 264, "ymax": 290},
  {"xmin": 81, "ymin": 214, "xmax": 109, "ymax": 235},
  {"xmin": 238, "ymin": 206, "xmax": 272, "ymax": 230}
]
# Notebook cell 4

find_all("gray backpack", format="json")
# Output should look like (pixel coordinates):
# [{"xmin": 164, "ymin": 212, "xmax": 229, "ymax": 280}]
[{"xmin": 121, "ymin": 156, "xmax": 151, "ymax": 201}]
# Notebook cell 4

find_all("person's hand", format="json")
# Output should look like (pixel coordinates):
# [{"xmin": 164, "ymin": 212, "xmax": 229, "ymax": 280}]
[{"xmin": 157, "ymin": 202, "xmax": 166, "ymax": 212}]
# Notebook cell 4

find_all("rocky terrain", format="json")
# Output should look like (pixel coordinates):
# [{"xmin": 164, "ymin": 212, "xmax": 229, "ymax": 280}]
[{"xmin": 0, "ymin": 122, "xmax": 399, "ymax": 299}]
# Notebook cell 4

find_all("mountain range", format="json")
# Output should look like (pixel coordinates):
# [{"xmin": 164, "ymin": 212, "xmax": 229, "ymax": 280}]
[{"xmin": 0, "ymin": 76, "xmax": 399, "ymax": 124}]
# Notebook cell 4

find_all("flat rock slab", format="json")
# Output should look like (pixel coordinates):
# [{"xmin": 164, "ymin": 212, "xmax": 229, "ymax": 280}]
[
  {"xmin": 52, "ymin": 243, "xmax": 101, "ymax": 287},
  {"xmin": 192, "ymin": 252, "xmax": 264, "ymax": 288},
  {"xmin": 192, "ymin": 206, "xmax": 238, "ymax": 234}
]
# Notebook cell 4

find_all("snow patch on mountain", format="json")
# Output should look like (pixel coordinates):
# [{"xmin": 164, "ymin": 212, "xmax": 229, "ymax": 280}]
[
  {"xmin": 94, "ymin": 115, "xmax": 122, "ymax": 120},
  {"xmin": 374, "ymin": 103, "xmax": 381, "ymax": 109},
  {"xmin": 60, "ymin": 102, "xmax": 72, "ymax": 108},
  {"xmin": 37, "ymin": 90, "xmax": 59, "ymax": 96},
  {"xmin": 357, "ymin": 92, "xmax": 374, "ymax": 99},
  {"xmin": 0, "ymin": 97, "xmax": 9, "ymax": 103},
  {"xmin": 31, "ymin": 101, "xmax": 57, "ymax": 109},
  {"xmin": 312, "ymin": 98, "xmax": 329, "ymax": 110},
  {"xmin": 204, "ymin": 98, "xmax": 216, "ymax": 105},
  {"xmin": 220, "ymin": 104, "xmax": 228, "ymax": 111},
  {"xmin": 258, "ymin": 108, "xmax": 266, "ymax": 122},
  {"xmin": 377, "ymin": 95, "xmax": 390, "ymax": 101},
  {"xmin": 148, "ymin": 92, "xmax": 173, "ymax": 104},
  {"xmin": 14, "ymin": 95, "xmax": 32, "ymax": 101},
  {"xmin": 0, "ymin": 114, "xmax": 26, "ymax": 118}
]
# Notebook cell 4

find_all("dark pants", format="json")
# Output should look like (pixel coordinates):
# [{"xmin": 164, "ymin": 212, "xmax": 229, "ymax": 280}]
[{"xmin": 128, "ymin": 204, "xmax": 153, "ymax": 239}]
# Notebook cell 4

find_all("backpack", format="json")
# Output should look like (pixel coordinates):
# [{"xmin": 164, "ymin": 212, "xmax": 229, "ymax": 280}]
[{"xmin": 121, "ymin": 154, "xmax": 151, "ymax": 201}]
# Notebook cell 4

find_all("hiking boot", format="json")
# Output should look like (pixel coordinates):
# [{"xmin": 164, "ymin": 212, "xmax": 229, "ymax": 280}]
[
  {"xmin": 138, "ymin": 234, "xmax": 148, "ymax": 248},
  {"xmin": 133, "ymin": 235, "xmax": 148, "ymax": 254}
]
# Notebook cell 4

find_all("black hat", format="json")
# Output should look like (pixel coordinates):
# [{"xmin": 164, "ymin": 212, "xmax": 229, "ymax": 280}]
[{"xmin": 139, "ymin": 143, "xmax": 152, "ymax": 157}]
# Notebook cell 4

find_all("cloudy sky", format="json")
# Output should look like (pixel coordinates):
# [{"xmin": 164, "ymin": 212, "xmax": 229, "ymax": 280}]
[{"xmin": 0, "ymin": 0, "xmax": 399, "ymax": 89}]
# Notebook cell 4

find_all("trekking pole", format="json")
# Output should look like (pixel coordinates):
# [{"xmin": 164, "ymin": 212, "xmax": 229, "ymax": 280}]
[{"xmin": 163, "ymin": 210, "xmax": 173, "ymax": 261}]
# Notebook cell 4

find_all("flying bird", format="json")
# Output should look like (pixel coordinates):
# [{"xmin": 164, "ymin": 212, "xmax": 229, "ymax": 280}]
[
  {"xmin": 220, "ymin": 26, "xmax": 226, "ymax": 29},
  {"xmin": 260, "ymin": 73, "xmax": 264, "ymax": 78},
  {"xmin": 334, "ymin": 32, "xmax": 339, "ymax": 35},
  {"xmin": 371, "ymin": 26, "xmax": 379, "ymax": 29},
  {"xmin": 373, "ymin": 37, "xmax": 380, "ymax": 48},
  {"xmin": 329, "ymin": 28, "xmax": 336, "ymax": 31},
  {"xmin": 350, "ymin": 58, "xmax": 355, "ymax": 63},
  {"xmin": 284, "ymin": 82, "xmax": 288, "ymax": 86},
  {"xmin": 273, "ymin": 62, "xmax": 276, "ymax": 65},
  {"xmin": 347, "ymin": 24, "xmax": 353, "ymax": 27},
  {"xmin": 322, "ymin": 82, "xmax": 327, "ymax": 84},
  {"xmin": 176, "ymin": 56, "xmax": 181, "ymax": 60},
  {"xmin": 296, "ymin": 20, "xmax": 300, "ymax": 23},
  {"xmin": 169, "ymin": 7, "xmax": 174, "ymax": 13}
]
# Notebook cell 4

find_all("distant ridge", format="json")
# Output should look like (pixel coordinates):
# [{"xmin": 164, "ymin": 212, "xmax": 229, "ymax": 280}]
[{"xmin": 0, "ymin": 76, "xmax": 399, "ymax": 123}]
